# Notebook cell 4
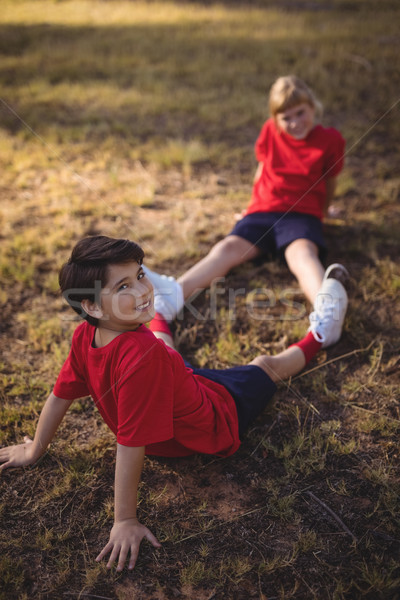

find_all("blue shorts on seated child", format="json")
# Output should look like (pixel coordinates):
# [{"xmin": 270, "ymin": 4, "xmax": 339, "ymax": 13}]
[
  {"xmin": 185, "ymin": 362, "xmax": 277, "ymax": 436},
  {"xmin": 230, "ymin": 211, "xmax": 327, "ymax": 261}
]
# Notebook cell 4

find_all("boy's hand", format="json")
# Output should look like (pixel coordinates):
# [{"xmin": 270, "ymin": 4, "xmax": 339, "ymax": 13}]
[
  {"xmin": 234, "ymin": 209, "xmax": 246, "ymax": 222},
  {"xmin": 0, "ymin": 437, "xmax": 37, "ymax": 471},
  {"xmin": 96, "ymin": 517, "xmax": 161, "ymax": 572}
]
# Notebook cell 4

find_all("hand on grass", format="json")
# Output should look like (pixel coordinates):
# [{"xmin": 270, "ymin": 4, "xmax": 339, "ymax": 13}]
[
  {"xmin": 96, "ymin": 518, "xmax": 161, "ymax": 572},
  {"xmin": 0, "ymin": 436, "xmax": 36, "ymax": 471},
  {"xmin": 327, "ymin": 205, "xmax": 344, "ymax": 218},
  {"xmin": 234, "ymin": 209, "xmax": 246, "ymax": 221}
]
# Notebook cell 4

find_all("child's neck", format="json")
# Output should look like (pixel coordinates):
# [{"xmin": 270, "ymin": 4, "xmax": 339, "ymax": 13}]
[
  {"xmin": 94, "ymin": 325, "xmax": 139, "ymax": 348},
  {"xmin": 94, "ymin": 327, "xmax": 117, "ymax": 348}
]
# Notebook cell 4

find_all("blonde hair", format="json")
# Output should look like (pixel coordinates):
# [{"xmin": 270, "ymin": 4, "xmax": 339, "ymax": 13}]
[{"xmin": 268, "ymin": 75, "xmax": 323, "ymax": 119}]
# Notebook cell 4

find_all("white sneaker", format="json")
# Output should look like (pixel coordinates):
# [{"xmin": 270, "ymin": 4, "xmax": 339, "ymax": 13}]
[
  {"xmin": 323, "ymin": 263, "xmax": 349, "ymax": 288},
  {"xmin": 143, "ymin": 266, "xmax": 184, "ymax": 322},
  {"xmin": 308, "ymin": 264, "xmax": 349, "ymax": 348}
]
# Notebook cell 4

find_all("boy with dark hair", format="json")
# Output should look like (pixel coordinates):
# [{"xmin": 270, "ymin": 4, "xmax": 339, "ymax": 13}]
[{"xmin": 0, "ymin": 235, "xmax": 346, "ymax": 572}]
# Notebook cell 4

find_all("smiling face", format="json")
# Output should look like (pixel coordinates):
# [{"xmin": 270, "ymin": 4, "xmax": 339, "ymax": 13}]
[
  {"xmin": 95, "ymin": 261, "xmax": 155, "ymax": 336},
  {"xmin": 275, "ymin": 102, "xmax": 316, "ymax": 140}
]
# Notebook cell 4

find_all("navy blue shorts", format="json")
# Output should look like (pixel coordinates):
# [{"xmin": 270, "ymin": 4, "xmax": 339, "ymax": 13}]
[
  {"xmin": 185, "ymin": 361, "xmax": 277, "ymax": 437},
  {"xmin": 229, "ymin": 211, "xmax": 326, "ymax": 260}
]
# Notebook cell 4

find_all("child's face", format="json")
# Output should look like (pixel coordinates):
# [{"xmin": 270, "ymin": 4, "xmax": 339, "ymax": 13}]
[
  {"xmin": 98, "ymin": 261, "xmax": 155, "ymax": 332},
  {"xmin": 275, "ymin": 102, "xmax": 315, "ymax": 140}
]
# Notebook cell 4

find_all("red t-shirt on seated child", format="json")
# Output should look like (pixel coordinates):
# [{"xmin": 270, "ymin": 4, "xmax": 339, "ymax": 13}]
[
  {"xmin": 53, "ymin": 322, "xmax": 240, "ymax": 458},
  {"xmin": 245, "ymin": 119, "xmax": 345, "ymax": 220}
]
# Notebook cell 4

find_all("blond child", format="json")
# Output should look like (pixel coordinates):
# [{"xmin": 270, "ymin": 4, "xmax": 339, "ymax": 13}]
[{"xmin": 145, "ymin": 75, "xmax": 348, "ymax": 347}]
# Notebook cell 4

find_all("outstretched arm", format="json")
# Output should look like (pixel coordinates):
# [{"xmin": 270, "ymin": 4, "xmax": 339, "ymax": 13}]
[
  {"xmin": 0, "ymin": 392, "xmax": 74, "ymax": 470},
  {"xmin": 324, "ymin": 176, "xmax": 338, "ymax": 217},
  {"xmin": 233, "ymin": 162, "xmax": 263, "ymax": 222},
  {"xmin": 96, "ymin": 443, "xmax": 161, "ymax": 571},
  {"xmin": 253, "ymin": 161, "xmax": 263, "ymax": 184}
]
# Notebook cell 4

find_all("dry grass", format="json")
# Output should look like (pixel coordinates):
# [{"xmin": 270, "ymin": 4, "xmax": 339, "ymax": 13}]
[{"xmin": 0, "ymin": 1, "xmax": 399, "ymax": 599}]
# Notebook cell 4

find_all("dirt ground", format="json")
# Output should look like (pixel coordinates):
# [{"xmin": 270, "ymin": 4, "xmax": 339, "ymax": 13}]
[
  {"xmin": 0, "ymin": 0, "xmax": 399, "ymax": 595},
  {"xmin": 1, "ymin": 151, "xmax": 400, "ymax": 599}
]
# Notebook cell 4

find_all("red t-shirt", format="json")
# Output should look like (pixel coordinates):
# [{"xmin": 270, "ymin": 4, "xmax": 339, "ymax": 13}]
[
  {"xmin": 53, "ymin": 322, "xmax": 240, "ymax": 458},
  {"xmin": 245, "ymin": 119, "xmax": 345, "ymax": 220}
]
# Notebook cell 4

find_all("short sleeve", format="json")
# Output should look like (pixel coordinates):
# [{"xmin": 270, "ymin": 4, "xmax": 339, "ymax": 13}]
[
  {"xmin": 53, "ymin": 347, "xmax": 90, "ymax": 400},
  {"xmin": 254, "ymin": 120, "xmax": 271, "ymax": 162},
  {"xmin": 116, "ymin": 356, "xmax": 174, "ymax": 447},
  {"xmin": 324, "ymin": 129, "xmax": 346, "ymax": 177}
]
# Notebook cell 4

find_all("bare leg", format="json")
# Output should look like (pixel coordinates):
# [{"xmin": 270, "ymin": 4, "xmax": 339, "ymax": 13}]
[
  {"xmin": 284, "ymin": 238, "xmax": 324, "ymax": 305},
  {"xmin": 250, "ymin": 346, "xmax": 306, "ymax": 383},
  {"xmin": 157, "ymin": 332, "xmax": 308, "ymax": 381},
  {"xmin": 178, "ymin": 235, "xmax": 260, "ymax": 300}
]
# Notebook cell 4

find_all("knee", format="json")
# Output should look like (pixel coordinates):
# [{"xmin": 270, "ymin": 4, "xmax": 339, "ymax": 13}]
[
  {"xmin": 250, "ymin": 355, "xmax": 279, "ymax": 382},
  {"xmin": 285, "ymin": 239, "xmax": 318, "ymax": 272},
  {"xmin": 209, "ymin": 236, "xmax": 245, "ymax": 262}
]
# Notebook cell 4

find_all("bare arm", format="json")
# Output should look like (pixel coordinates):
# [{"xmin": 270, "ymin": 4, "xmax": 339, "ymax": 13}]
[
  {"xmin": 234, "ymin": 162, "xmax": 263, "ymax": 222},
  {"xmin": 253, "ymin": 161, "xmax": 263, "ymax": 184},
  {"xmin": 0, "ymin": 392, "xmax": 74, "ymax": 470},
  {"xmin": 96, "ymin": 444, "xmax": 161, "ymax": 571},
  {"xmin": 324, "ymin": 176, "xmax": 338, "ymax": 217}
]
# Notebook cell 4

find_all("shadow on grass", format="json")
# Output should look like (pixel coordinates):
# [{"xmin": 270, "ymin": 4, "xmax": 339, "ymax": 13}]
[
  {"xmin": 324, "ymin": 219, "xmax": 399, "ymax": 265},
  {"xmin": 0, "ymin": 14, "xmax": 398, "ymax": 149},
  {"xmin": 0, "ymin": 22, "xmax": 279, "ymax": 141},
  {"xmin": 126, "ymin": 0, "xmax": 399, "ymax": 10}
]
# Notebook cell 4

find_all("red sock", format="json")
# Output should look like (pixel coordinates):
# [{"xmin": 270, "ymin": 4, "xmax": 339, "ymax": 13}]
[
  {"xmin": 290, "ymin": 331, "xmax": 322, "ymax": 365},
  {"xmin": 148, "ymin": 312, "xmax": 172, "ymax": 336}
]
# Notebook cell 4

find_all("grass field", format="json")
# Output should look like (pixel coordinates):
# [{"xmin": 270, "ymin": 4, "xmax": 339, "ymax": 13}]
[{"xmin": 0, "ymin": 0, "xmax": 399, "ymax": 598}]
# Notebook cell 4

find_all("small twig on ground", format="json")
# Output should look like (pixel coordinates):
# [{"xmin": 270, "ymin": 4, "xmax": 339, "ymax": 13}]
[
  {"xmin": 292, "ymin": 339, "xmax": 376, "ymax": 381},
  {"xmin": 368, "ymin": 529, "xmax": 400, "ymax": 544},
  {"xmin": 250, "ymin": 419, "xmax": 277, "ymax": 457},
  {"xmin": 306, "ymin": 491, "xmax": 358, "ymax": 543},
  {"xmin": 367, "ymin": 340, "xmax": 384, "ymax": 380},
  {"xmin": 343, "ymin": 403, "xmax": 400, "ymax": 424},
  {"xmin": 63, "ymin": 594, "xmax": 113, "ymax": 600}
]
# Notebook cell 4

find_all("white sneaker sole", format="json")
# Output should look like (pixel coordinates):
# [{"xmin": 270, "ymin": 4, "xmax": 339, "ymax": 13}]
[
  {"xmin": 323, "ymin": 263, "xmax": 349, "ymax": 284},
  {"xmin": 143, "ymin": 267, "xmax": 184, "ymax": 321},
  {"xmin": 309, "ymin": 277, "xmax": 348, "ymax": 348}
]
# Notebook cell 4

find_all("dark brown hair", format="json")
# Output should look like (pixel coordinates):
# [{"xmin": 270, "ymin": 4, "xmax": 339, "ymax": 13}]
[{"xmin": 59, "ymin": 235, "xmax": 144, "ymax": 326}]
